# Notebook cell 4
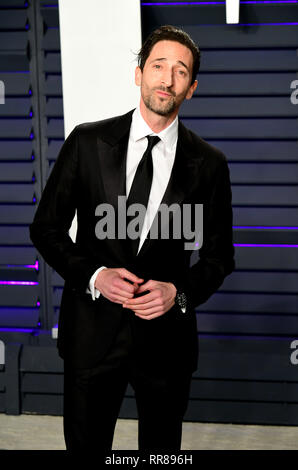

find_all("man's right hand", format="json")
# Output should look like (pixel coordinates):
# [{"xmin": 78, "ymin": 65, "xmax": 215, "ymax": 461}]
[{"xmin": 94, "ymin": 268, "xmax": 143, "ymax": 304}]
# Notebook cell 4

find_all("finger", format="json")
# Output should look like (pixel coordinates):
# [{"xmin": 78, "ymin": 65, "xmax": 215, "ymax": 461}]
[
  {"xmin": 119, "ymin": 268, "xmax": 143, "ymax": 284},
  {"xmin": 113, "ymin": 278, "xmax": 136, "ymax": 295},
  {"xmin": 108, "ymin": 286, "xmax": 136, "ymax": 301},
  {"xmin": 136, "ymin": 280, "xmax": 155, "ymax": 293},
  {"xmin": 111, "ymin": 291, "xmax": 135, "ymax": 302},
  {"xmin": 133, "ymin": 303, "xmax": 162, "ymax": 315},
  {"xmin": 123, "ymin": 291, "xmax": 156, "ymax": 307},
  {"xmin": 112, "ymin": 296, "xmax": 133, "ymax": 304},
  {"xmin": 133, "ymin": 299, "xmax": 174, "ymax": 317},
  {"xmin": 123, "ymin": 298, "xmax": 158, "ymax": 312},
  {"xmin": 113, "ymin": 298, "xmax": 127, "ymax": 305},
  {"xmin": 126, "ymin": 300, "xmax": 162, "ymax": 313}
]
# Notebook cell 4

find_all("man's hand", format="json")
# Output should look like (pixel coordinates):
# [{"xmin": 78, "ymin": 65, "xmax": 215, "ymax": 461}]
[
  {"xmin": 95, "ymin": 268, "xmax": 143, "ymax": 304},
  {"xmin": 123, "ymin": 280, "xmax": 177, "ymax": 320}
]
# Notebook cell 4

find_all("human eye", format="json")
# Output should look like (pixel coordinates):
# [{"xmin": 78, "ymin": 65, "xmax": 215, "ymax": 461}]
[{"xmin": 177, "ymin": 68, "xmax": 187, "ymax": 77}]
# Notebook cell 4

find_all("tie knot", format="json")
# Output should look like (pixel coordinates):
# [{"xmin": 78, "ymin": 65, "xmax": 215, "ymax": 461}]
[{"xmin": 146, "ymin": 135, "xmax": 160, "ymax": 152}]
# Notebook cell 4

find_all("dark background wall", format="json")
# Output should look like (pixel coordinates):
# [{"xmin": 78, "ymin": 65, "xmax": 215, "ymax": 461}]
[{"xmin": 0, "ymin": 0, "xmax": 298, "ymax": 423}]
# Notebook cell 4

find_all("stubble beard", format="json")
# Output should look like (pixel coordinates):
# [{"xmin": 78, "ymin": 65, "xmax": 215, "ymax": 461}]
[{"xmin": 142, "ymin": 86, "xmax": 179, "ymax": 117}]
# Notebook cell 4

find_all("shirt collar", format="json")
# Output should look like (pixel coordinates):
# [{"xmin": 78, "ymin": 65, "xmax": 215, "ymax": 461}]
[{"xmin": 130, "ymin": 106, "xmax": 178, "ymax": 151}]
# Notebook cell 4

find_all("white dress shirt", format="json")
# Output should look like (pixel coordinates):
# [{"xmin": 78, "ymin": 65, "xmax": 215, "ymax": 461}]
[{"xmin": 88, "ymin": 107, "xmax": 178, "ymax": 300}]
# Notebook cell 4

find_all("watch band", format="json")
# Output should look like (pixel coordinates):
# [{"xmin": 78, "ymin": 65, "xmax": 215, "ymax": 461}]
[{"xmin": 175, "ymin": 290, "xmax": 187, "ymax": 313}]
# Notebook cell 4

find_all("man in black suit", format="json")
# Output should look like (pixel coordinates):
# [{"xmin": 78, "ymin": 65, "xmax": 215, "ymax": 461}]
[{"xmin": 30, "ymin": 25, "xmax": 234, "ymax": 452}]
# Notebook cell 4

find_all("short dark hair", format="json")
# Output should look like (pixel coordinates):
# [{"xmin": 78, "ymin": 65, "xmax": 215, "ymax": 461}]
[{"xmin": 137, "ymin": 25, "xmax": 200, "ymax": 85}]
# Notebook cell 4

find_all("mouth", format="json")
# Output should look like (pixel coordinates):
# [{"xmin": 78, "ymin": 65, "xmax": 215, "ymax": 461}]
[{"xmin": 156, "ymin": 89, "xmax": 172, "ymax": 98}]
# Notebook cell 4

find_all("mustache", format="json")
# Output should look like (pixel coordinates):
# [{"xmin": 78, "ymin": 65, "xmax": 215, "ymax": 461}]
[{"xmin": 154, "ymin": 86, "xmax": 176, "ymax": 97}]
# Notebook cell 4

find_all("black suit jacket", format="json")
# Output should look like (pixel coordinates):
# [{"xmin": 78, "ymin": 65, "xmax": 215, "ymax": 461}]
[{"xmin": 30, "ymin": 109, "xmax": 235, "ymax": 374}]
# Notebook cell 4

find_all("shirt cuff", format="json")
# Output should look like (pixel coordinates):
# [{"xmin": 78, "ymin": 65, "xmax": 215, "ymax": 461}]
[{"xmin": 86, "ymin": 266, "xmax": 107, "ymax": 300}]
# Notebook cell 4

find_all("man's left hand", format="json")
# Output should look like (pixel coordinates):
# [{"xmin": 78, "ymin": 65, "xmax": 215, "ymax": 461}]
[{"xmin": 122, "ymin": 280, "xmax": 177, "ymax": 320}]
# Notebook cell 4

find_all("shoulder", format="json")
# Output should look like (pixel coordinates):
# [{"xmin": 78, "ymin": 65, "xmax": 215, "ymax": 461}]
[
  {"xmin": 70, "ymin": 109, "xmax": 134, "ymax": 143},
  {"xmin": 179, "ymin": 120, "xmax": 228, "ymax": 169},
  {"xmin": 75, "ymin": 114, "xmax": 122, "ymax": 134}
]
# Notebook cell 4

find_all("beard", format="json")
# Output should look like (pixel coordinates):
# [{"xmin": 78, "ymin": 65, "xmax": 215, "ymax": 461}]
[{"xmin": 142, "ymin": 86, "xmax": 181, "ymax": 117}]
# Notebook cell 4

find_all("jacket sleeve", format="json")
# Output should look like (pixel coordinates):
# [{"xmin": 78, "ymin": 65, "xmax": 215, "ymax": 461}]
[
  {"xmin": 177, "ymin": 154, "xmax": 235, "ymax": 309},
  {"xmin": 29, "ymin": 126, "xmax": 101, "ymax": 293}
]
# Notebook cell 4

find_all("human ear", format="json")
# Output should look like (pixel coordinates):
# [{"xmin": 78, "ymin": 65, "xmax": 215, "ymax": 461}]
[
  {"xmin": 135, "ymin": 66, "xmax": 142, "ymax": 86},
  {"xmin": 186, "ymin": 79, "xmax": 198, "ymax": 100}
]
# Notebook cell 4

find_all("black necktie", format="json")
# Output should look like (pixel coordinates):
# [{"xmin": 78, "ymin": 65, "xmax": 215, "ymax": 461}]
[{"xmin": 127, "ymin": 135, "xmax": 160, "ymax": 255}]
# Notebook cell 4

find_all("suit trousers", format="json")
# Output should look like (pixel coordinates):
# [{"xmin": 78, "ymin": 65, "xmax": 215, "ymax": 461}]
[{"xmin": 63, "ymin": 311, "xmax": 192, "ymax": 452}]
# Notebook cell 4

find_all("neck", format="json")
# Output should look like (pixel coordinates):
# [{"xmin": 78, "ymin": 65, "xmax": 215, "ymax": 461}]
[{"xmin": 139, "ymin": 100, "xmax": 177, "ymax": 133}]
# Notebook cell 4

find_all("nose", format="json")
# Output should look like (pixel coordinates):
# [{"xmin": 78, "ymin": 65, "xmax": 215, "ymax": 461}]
[{"xmin": 161, "ymin": 67, "xmax": 173, "ymax": 88}]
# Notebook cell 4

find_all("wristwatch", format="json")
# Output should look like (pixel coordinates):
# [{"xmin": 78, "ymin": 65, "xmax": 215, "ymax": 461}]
[{"xmin": 175, "ymin": 290, "xmax": 187, "ymax": 313}]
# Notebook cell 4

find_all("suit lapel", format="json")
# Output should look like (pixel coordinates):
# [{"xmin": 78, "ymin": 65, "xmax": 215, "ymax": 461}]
[
  {"xmin": 98, "ymin": 110, "xmax": 134, "ymax": 208},
  {"xmin": 99, "ymin": 138, "xmax": 128, "ymax": 208},
  {"xmin": 96, "ymin": 110, "xmax": 133, "ymax": 262}
]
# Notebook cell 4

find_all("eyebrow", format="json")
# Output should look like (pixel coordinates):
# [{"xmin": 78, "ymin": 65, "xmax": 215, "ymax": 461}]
[{"xmin": 150, "ymin": 57, "xmax": 190, "ymax": 72}]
